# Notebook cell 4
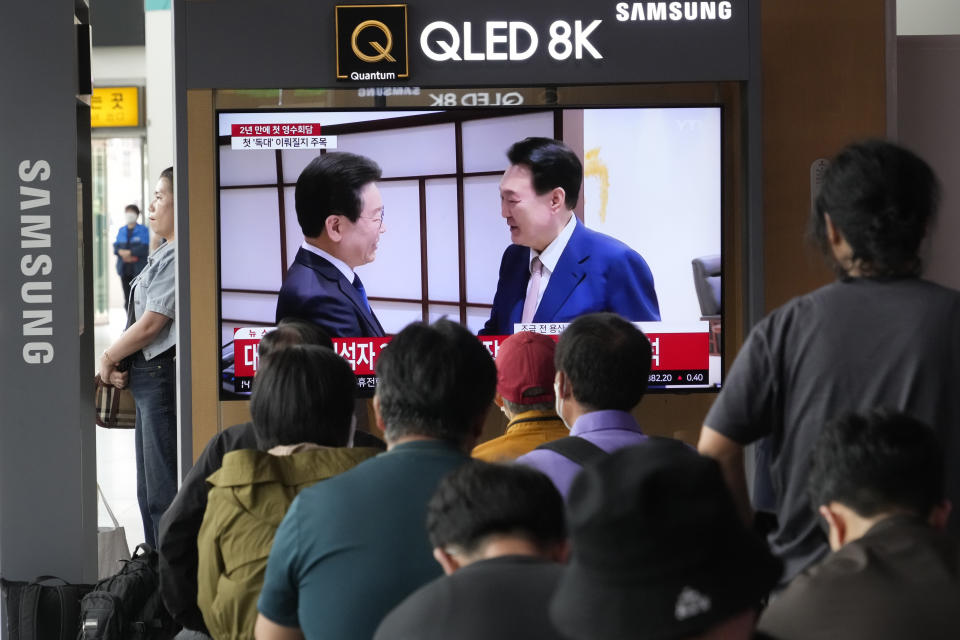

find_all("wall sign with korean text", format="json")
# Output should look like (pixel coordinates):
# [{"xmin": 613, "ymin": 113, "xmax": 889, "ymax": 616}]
[{"xmin": 91, "ymin": 86, "xmax": 140, "ymax": 128}]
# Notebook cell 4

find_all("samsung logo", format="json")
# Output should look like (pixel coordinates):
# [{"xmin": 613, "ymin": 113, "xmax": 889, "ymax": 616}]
[
  {"xmin": 18, "ymin": 160, "xmax": 55, "ymax": 364},
  {"xmin": 615, "ymin": 1, "xmax": 733, "ymax": 21}
]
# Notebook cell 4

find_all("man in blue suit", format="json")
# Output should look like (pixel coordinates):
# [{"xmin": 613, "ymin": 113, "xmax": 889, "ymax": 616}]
[
  {"xmin": 481, "ymin": 138, "xmax": 659, "ymax": 336},
  {"xmin": 275, "ymin": 152, "xmax": 386, "ymax": 337}
]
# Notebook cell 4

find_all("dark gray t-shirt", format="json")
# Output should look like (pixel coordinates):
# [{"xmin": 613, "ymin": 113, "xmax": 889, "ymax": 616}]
[
  {"xmin": 373, "ymin": 555, "xmax": 566, "ymax": 640},
  {"xmin": 706, "ymin": 277, "xmax": 960, "ymax": 582}
]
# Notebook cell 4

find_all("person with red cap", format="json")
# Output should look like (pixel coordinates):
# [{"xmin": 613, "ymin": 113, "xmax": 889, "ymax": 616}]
[{"xmin": 472, "ymin": 331, "xmax": 569, "ymax": 462}]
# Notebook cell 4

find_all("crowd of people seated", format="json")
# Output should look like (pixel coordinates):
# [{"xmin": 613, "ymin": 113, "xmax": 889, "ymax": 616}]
[{"xmin": 153, "ymin": 139, "xmax": 960, "ymax": 640}]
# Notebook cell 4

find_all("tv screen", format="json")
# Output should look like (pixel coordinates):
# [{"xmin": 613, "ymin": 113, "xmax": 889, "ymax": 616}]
[{"xmin": 216, "ymin": 106, "xmax": 723, "ymax": 396}]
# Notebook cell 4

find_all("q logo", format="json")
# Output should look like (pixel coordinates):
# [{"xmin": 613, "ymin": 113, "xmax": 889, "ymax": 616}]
[
  {"xmin": 351, "ymin": 20, "xmax": 396, "ymax": 63},
  {"xmin": 336, "ymin": 5, "xmax": 409, "ymax": 80}
]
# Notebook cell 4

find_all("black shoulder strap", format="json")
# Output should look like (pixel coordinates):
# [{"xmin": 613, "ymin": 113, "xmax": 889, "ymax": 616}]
[
  {"xmin": 18, "ymin": 576, "xmax": 66, "ymax": 640},
  {"xmin": 535, "ymin": 436, "xmax": 609, "ymax": 467},
  {"xmin": 18, "ymin": 582, "xmax": 40, "ymax": 640}
]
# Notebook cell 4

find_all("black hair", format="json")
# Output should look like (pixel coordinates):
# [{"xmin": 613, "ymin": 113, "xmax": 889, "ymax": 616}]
[
  {"xmin": 555, "ymin": 313, "xmax": 650, "ymax": 412},
  {"xmin": 427, "ymin": 461, "xmax": 566, "ymax": 555},
  {"xmin": 160, "ymin": 166, "xmax": 174, "ymax": 191},
  {"xmin": 250, "ymin": 344, "xmax": 355, "ymax": 450},
  {"xmin": 507, "ymin": 137, "xmax": 582, "ymax": 210},
  {"xmin": 811, "ymin": 139, "xmax": 939, "ymax": 277},
  {"xmin": 294, "ymin": 152, "xmax": 382, "ymax": 237},
  {"xmin": 809, "ymin": 409, "xmax": 944, "ymax": 518},
  {"xmin": 258, "ymin": 318, "xmax": 333, "ymax": 364},
  {"xmin": 125, "ymin": 204, "xmax": 140, "ymax": 216},
  {"xmin": 375, "ymin": 319, "xmax": 496, "ymax": 446}
]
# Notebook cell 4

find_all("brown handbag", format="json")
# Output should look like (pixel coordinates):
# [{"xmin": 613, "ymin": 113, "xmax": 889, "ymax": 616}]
[{"xmin": 94, "ymin": 374, "xmax": 136, "ymax": 429}]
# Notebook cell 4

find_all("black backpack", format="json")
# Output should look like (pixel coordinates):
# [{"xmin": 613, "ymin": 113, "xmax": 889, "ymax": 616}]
[
  {"xmin": 0, "ymin": 575, "xmax": 93, "ymax": 640},
  {"xmin": 78, "ymin": 545, "xmax": 178, "ymax": 640}
]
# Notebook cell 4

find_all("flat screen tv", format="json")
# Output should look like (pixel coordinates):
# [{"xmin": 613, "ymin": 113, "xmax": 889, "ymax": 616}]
[{"xmin": 216, "ymin": 105, "xmax": 723, "ymax": 396}]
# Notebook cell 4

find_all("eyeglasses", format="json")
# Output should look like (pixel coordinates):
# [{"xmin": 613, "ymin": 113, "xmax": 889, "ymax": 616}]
[{"xmin": 358, "ymin": 208, "xmax": 385, "ymax": 231}]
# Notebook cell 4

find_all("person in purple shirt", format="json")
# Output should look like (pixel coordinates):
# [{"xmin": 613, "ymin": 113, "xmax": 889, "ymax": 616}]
[{"xmin": 515, "ymin": 312, "xmax": 651, "ymax": 498}]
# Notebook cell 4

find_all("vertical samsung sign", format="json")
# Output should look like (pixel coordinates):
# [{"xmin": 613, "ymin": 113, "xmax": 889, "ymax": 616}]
[
  {"xmin": 0, "ymin": 0, "xmax": 96, "ymax": 584},
  {"xmin": 18, "ymin": 159, "xmax": 55, "ymax": 364}
]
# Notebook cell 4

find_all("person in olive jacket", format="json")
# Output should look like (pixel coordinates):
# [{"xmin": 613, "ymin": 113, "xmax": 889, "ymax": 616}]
[
  {"xmin": 157, "ymin": 320, "xmax": 383, "ymax": 635},
  {"xmin": 197, "ymin": 345, "xmax": 380, "ymax": 640}
]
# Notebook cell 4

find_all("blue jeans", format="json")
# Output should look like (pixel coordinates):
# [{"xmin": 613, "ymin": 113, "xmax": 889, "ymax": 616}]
[{"xmin": 129, "ymin": 349, "xmax": 178, "ymax": 549}]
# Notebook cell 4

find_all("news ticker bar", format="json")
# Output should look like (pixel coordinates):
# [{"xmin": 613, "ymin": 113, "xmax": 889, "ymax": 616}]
[
  {"xmin": 232, "ymin": 325, "xmax": 713, "ymax": 394},
  {"xmin": 236, "ymin": 370, "xmax": 712, "ymax": 394},
  {"xmin": 234, "ymin": 374, "xmax": 379, "ymax": 396}
]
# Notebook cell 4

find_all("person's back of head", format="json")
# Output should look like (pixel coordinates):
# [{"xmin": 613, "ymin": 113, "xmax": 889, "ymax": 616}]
[
  {"xmin": 555, "ymin": 312, "xmax": 651, "ymax": 412},
  {"xmin": 551, "ymin": 438, "xmax": 781, "ymax": 640},
  {"xmin": 496, "ymin": 331, "xmax": 557, "ymax": 416},
  {"xmin": 258, "ymin": 317, "xmax": 334, "ymax": 365},
  {"xmin": 427, "ymin": 461, "xmax": 566, "ymax": 573},
  {"xmin": 506, "ymin": 137, "xmax": 582, "ymax": 210},
  {"xmin": 809, "ymin": 409, "xmax": 947, "ymax": 548},
  {"xmin": 374, "ymin": 319, "xmax": 496, "ymax": 448},
  {"xmin": 811, "ymin": 139, "xmax": 939, "ymax": 277},
  {"xmin": 250, "ymin": 344, "xmax": 355, "ymax": 450},
  {"xmin": 295, "ymin": 152, "xmax": 382, "ymax": 237}
]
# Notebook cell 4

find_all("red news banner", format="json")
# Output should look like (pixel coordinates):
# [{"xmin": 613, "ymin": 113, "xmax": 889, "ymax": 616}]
[
  {"xmin": 509, "ymin": 321, "xmax": 710, "ymax": 387},
  {"xmin": 644, "ymin": 331, "xmax": 711, "ymax": 386},
  {"xmin": 233, "ymin": 329, "xmax": 391, "ymax": 396},
  {"xmin": 233, "ymin": 324, "xmax": 710, "ymax": 394}
]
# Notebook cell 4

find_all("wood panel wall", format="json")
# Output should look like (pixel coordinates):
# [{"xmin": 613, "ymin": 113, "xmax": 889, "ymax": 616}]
[
  {"xmin": 186, "ymin": 89, "xmax": 221, "ymax": 459},
  {"xmin": 761, "ymin": 1, "xmax": 889, "ymax": 312}
]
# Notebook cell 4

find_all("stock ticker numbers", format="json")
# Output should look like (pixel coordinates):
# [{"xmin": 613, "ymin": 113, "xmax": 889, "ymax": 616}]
[{"xmin": 648, "ymin": 370, "xmax": 709, "ymax": 387}]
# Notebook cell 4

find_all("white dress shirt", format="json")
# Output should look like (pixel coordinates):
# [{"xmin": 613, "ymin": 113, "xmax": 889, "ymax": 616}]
[{"xmin": 301, "ymin": 241, "xmax": 355, "ymax": 283}]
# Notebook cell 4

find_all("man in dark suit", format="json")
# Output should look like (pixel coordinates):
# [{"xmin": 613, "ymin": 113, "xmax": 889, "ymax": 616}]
[
  {"xmin": 275, "ymin": 152, "xmax": 386, "ymax": 337},
  {"xmin": 480, "ymin": 138, "xmax": 659, "ymax": 336}
]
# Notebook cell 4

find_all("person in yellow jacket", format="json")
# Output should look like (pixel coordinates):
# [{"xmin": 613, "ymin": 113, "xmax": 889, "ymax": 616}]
[
  {"xmin": 197, "ymin": 345, "xmax": 380, "ymax": 640},
  {"xmin": 473, "ymin": 331, "xmax": 568, "ymax": 462}
]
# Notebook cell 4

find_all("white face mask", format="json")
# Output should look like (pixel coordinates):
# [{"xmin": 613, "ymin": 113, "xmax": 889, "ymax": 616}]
[
  {"xmin": 554, "ymin": 380, "xmax": 570, "ymax": 430},
  {"xmin": 125, "ymin": 212, "xmax": 139, "ymax": 225}
]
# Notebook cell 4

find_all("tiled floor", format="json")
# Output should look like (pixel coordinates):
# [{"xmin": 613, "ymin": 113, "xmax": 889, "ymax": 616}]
[{"xmin": 94, "ymin": 306, "xmax": 145, "ymax": 553}]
